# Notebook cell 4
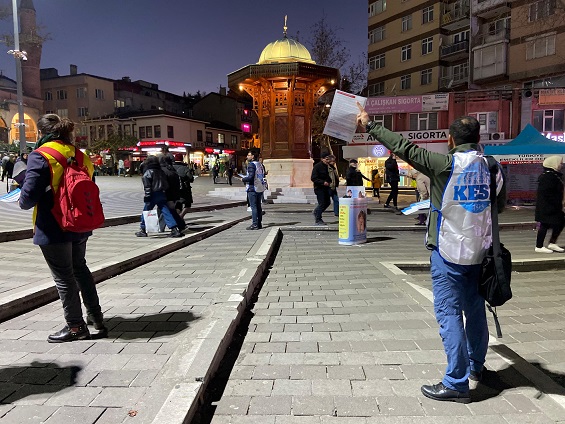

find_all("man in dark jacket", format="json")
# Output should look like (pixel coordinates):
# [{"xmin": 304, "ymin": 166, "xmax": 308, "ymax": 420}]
[
  {"xmin": 135, "ymin": 156, "xmax": 183, "ymax": 238},
  {"xmin": 345, "ymin": 159, "xmax": 370, "ymax": 187},
  {"xmin": 384, "ymin": 153, "xmax": 400, "ymax": 210},
  {"xmin": 160, "ymin": 155, "xmax": 186, "ymax": 231},
  {"xmin": 173, "ymin": 154, "xmax": 194, "ymax": 218},
  {"xmin": 311, "ymin": 152, "xmax": 333, "ymax": 225}
]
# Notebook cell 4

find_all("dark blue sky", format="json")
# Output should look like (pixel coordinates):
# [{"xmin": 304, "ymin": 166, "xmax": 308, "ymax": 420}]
[{"xmin": 0, "ymin": 0, "xmax": 367, "ymax": 96}]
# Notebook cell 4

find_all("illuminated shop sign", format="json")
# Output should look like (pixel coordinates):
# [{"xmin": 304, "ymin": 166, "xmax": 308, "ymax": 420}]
[
  {"xmin": 137, "ymin": 140, "xmax": 191, "ymax": 147},
  {"xmin": 542, "ymin": 132, "xmax": 565, "ymax": 142},
  {"xmin": 350, "ymin": 130, "xmax": 449, "ymax": 145}
]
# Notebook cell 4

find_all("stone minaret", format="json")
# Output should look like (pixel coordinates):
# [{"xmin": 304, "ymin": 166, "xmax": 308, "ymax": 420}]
[{"xmin": 19, "ymin": 0, "xmax": 42, "ymax": 99}]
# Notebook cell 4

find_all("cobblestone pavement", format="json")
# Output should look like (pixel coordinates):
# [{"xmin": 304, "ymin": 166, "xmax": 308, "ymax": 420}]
[{"xmin": 1, "ymin": 195, "xmax": 565, "ymax": 423}]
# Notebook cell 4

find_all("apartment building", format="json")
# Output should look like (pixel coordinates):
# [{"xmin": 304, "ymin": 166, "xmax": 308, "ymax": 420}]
[{"xmin": 367, "ymin": 0, "xmax": 470, "ymax": 98}]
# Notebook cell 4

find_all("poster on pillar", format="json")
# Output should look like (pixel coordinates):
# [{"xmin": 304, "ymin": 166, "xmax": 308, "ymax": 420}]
[
  {"xmin": 339, "ymin": 186, "xmax": 367, "ymax": 246},
  {"xmin": 323, "ymin": 91, "xmax": 367, "ymax": 143}
]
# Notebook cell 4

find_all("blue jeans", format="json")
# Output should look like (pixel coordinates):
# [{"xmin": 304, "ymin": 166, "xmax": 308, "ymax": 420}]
[
  {"xmin": 247, "ymin": 191, "xmax": 262, "ymax": 227},
  {"xmin": 40, "ymin": 238, "xmax": 101, "ymax": 326},
  {"xmin": 430, "ymin": 249, "xmax": 488, "ymax": 392},
  {"xmin": 331, "ymin": 190, "xmax": 339, "ymax": 216},
  {"xmin": 140, "ymin": 191, "xmax": 178, "ymax": 230}
]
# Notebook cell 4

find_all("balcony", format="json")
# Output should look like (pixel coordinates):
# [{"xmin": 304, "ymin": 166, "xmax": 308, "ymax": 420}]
[
  {"xmin": 441, "ymin": 2, "xmax": 470, "ymax": 31},
  {"xmin": 439, "ymin": 71, "xmax": 469, "ymax": 89},
  {"xmin": 474, "ymin": 27, "xmax": 510, "ymax": 46},
  {"xmin": 472, "ymin": 43, "xmax": 508, "ymax": 82},
  {"xmin": 440, "ymin": 39, "xmax": 469, "ymax": 60},
  {"xmin": 474, "ymin": 0, "xmax": 511, "ymax": 19}
]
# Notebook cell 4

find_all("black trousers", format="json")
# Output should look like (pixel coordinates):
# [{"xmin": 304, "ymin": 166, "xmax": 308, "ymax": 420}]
[
  {"xmin": 536, "ymin": 222, "xmax": 564, "ymax": 248},
  {"xmin": 385, "ymin": 181, "xmax": 399, "ymax": 207},
  {"xmin": 313, "ymin": 187, "xmax": 331, "ymax": 221}
]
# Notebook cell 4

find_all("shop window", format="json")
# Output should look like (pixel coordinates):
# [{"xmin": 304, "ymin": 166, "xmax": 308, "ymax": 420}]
[
  {"xmin": 154, "ymin": 125, "xmax": 161, "ymax": 138},
  {"xmin": 473, "ymin": 112, "xmax": 498, "ymax": 133},
  {"xmin": 533, "ymin": 109, "xmax": 564, "ymax": 132},
  {"xmin": 409, "ymin": 113, "xmax": 438, "ymax": 130},
  {"xmin": 370, "ymin": 114, "xmax": 393, "ymax": 130},
  {"xmin": 167, "ymin": 125, "xmax": 174, "ymax": 138}
]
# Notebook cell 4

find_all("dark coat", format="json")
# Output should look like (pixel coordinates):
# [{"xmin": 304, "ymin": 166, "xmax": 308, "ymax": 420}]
[
  {"xmin": 142, "ymin": 159, "xmax": 169, "ymax": 198},
  {"xmin": 173, "ymin": 162, "xmax": 194, "ymax": 206},
  {"xmin": 311, "ymin": 160, "xmax": 331, "ymax": 189},
  {"xmin": 384, "ymin": 156, "xmax": 400, "ymax": 183},
  {"xmin": 345, "ymin": 166, "xmax": 369, "ymax": 186},
  {"xmin": 535, "ymin": 168, "xmax": 564, "ymax": 226}
]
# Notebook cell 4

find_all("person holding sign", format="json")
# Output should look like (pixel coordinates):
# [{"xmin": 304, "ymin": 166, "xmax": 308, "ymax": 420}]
[{"xmin": 357, "ymin": 102, "xmax": 506, "ymax": 404}]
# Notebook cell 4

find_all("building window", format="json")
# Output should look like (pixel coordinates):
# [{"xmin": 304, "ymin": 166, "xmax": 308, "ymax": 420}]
[
  {"xmin": 422, "ymin": 6, "xmax": 434, "ymax": 24},
  {"xmin": 76, "ymin": 87, "xmax": 86, "ymax": 99},
  {"xmin": 167, "ymin": 125, "xmax": 174, "ymax": 138},
  {"xmin": 369, "ymin": 26, "xmax": 385, "ymax": 43},
  {"xmin": 44, "ymin": 91, "xmax": 52, "ymax": 101},
  {"xmin": 57, "ymin": 108, "xmax": 68, "ymax": 118},
  {"xmin": 401, "ymin": 15, "xmax": 412, "ymax": 32},
  {"xmin": 98, "ymin": 125, "xmax": 104, "ymax": 139},
  {"xmin": 421, "ymin": 37, "xmax": 433, "ymax": 55},
  {"xmin": 197, "ymin": 130, "xmax": 203, "ymax": 141},
  {"xmin": 154, "ymin": 125, "xmax": 161, "ymax": 138},
  {"xmin": 77, "ymin": 107, "xmax": 88, "ymax": 117},
  {"xmin": 400, "ymin": 75, "xmax": 412, "ymax": 90},
  {"xmin": 124, "ymin": 125, "xmax": 131, "ymax": 136},
  {"xmin": 114, "ymin": 99, "xmax": 125, "ymax": 108},
  {"xmin": 473, "ymin": 112, "xmax": 499, "ymax": 133},
  {"xmin": 205, "ymin": 132, "xmax": 213, "ymax": 143},
  {"xmin": 533, "ymin": 109, "xmax": 564, "ymax": 132},
  {"xmin": 95, "ymin": 89, "xmax": 104, "ymax": 100},
  {"xmin": 409, "ymin": 112, "xmax": 438, "ymax": 130},
  {"xmin": 453, "ymin": 30, "xmax": 469, "ymax": 44},
  {"xmin": 56, "ymin": 90, "xmax": 67, "ymax": 100},
  {"xmin": 369, "ymin": 53, "xmax": 386, "ymax": 70},
  {"xmin": 218, "ymin": 133, "xmax": 225, "ymax": 144},
  {"xmin": 231, "ymin": 135, "xmax": 238, "ymax": 145},
  {"xmin": 529, "ymin": 0, "xmax": 556, "ymax": 22},
  {"xmin": 146, "ymin": 126, "xmax": 153, "ymax": 138},
  {"xmin": 368, "ymin": 82, "xmax": 385, "ymax": 96},
  {"xmin": 526, "ymin": 33, "xmax": 556, "ymax": 60},
  {"xmin": 369, "ymin": 0, "xmax": 386, "ymax": 16},
  {"xmin": 421, "ymin": 69, "xmax": 433, "ymax": 85},
  {"xmin": 370, "ymin": 114, "xmax": 393, "ymax": 130},
  {"xmin": 139, "ymin": 126, "xmax": 146, "ymax": 139},
  {"xmin": 90, "ymin": 126, "xmax": 96, "ymax": 141},
  {"xmin": 401, "ymin": 44, "xmax": 412, "ymax": 61}
]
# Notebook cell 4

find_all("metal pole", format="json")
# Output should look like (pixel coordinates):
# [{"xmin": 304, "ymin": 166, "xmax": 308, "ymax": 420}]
[{"xmin": 11, "ymin": 0, "xmax": 26, "ymax": 155}]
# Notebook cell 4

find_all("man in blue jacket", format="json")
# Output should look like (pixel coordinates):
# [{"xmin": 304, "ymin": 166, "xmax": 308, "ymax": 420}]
[{"xmin": 241, "ymin": 150, "xmax": 266, "ymax": 230}]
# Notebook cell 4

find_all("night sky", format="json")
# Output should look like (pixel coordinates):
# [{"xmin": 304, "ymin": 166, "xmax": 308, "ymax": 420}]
[{"xmin": 0, "ymin": 0, "xmax": 367, "ymax": 96}]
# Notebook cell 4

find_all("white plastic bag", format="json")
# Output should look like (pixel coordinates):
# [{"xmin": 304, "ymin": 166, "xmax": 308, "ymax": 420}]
[{"xmin": 143, "ymin": 209, "xmax": 166, "ymax": 233}]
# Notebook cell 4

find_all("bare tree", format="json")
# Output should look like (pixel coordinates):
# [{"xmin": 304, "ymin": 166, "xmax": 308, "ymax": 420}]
[{"xmin": 306, "ymin": 14, "xmax": 350, "ymax": 70}]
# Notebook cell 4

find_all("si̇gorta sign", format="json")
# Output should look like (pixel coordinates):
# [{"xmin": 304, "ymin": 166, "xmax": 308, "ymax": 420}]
[
  {"xmin": 350, "ymin": 129, "xmax": 449, "ymax": 145},
  {"xmin": 365, "ymin": 94, "xmax": 449, "ymax": 114}
]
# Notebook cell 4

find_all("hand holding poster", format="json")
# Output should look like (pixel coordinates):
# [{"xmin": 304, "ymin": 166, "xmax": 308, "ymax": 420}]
[{"xmin": 323, "ymin": 91, "xmax": 367, "ymax": 143}]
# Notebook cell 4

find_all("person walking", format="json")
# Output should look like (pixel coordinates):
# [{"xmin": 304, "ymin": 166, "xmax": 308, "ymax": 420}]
[
  {"xmin": 372, "ymin": 170, "xmax": 382, "ymax": 201},
  {"xmin": 117, "ymin": 158, "xmax": 125, "ymax": 177},
  {"xmin": 1, "ymin": 153, "xmax": 10, "ymax": 181},
  {"xmin": 328, "ymin": 155, "xmax": 340, "ymax": 216},
  {"xmin": 135, "ymin": 156, "xmax": 184, "ymax": 238},
  {"xmin": 19, "ymin": 113, "xmax": 106, "ymax": 342},
  {"xmin": 173, "ymin": 154, "xmax": 194, "ymax": 218},
  {"xmin": 160, "ymin": 155, "xmax": 186, "ymax": 231},
  {"xmin": 345, "ymin": 159, "xmax": 370, "ymax": 187},
  {"xmin": 241, "ymin": 150, "xmax": 266, "ymax": 230},
  {"xmin": 358, "ymin": 104, "xmax": 506, "ymax": 404},
  {"xmin": 408, "ymin": 168, "xmax": 431, "ymax": 225},
  {"xmin": 311, "ymin": 152, "xmax": 333, "ymax": 225},
  {"xmin": 534, "ymin": 155, "xmax": 564, "ymax": 253},
  {"xmin": 384, "ymin": 153, "xmax": 400, "ymax": 210},
  {"xmin": 226, "ymin": 164, "xmax": 234, "ymax": 186},
  {"xmin": 212, "ymin": 164, "xmax": 219, "ymax": 184}
]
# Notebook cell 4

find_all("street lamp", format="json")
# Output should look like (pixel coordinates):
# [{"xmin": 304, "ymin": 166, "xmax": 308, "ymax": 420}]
[{"xmin": 7, "ymin": 0, "xmax": 27, "ymax": 155}]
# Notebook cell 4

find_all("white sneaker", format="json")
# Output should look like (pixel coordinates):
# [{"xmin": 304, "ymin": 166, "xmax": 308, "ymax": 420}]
[
  {"xmin": 535, "ymin": 247, "xmax": 553, "ymax": 253},
  {"xmin": 548, "ymin": 243, "xmax": 565, "ymax": 253},
  {"xmin": 246, "ymin": 207, "xmax": 252, "ymax": 212}
]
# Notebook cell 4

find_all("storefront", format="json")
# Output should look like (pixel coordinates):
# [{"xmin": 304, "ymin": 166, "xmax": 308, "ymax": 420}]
[{"xmin": 343, "ymin": 129, "xmax": 450, "ymax": 188}]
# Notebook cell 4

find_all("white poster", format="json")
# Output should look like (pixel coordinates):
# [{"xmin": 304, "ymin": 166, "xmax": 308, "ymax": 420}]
[{"xmin": 323, "ymin": 90, "xmax": 367, "ymax": 142}]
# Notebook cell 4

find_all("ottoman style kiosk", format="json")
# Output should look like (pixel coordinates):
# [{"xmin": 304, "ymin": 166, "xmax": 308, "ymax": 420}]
[{"xmin": 228, "ymin": 19, "xmax": 340, "ymax": 187}]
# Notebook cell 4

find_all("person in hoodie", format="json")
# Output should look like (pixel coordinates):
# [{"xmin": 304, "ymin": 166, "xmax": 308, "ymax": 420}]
[
  {"xmin": 135, "ymin": 155, "xmax": 183, "ymax": 238},
  {"xmin": 534, "ymin": 155, "xmax": 564, "ymax": 253}
]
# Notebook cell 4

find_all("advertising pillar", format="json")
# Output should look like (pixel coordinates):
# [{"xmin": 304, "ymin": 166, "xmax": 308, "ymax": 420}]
[{"xmin": 338, "ymin": 186, "xmax": 367, "ymax": 245}]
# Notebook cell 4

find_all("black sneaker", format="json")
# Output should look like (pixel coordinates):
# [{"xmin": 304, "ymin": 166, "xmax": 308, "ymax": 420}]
[
  {"xmin": 169, "ymin": 227, "xmax": 184, "ymax": 238},
  {"xmin": 383, "ymin": 204, "xmax": 391, "ymax": 208},
  {"xmin": 135, "ymin": 230, "xmax": 147, "ymax": 237},
  {"xmin": 315, "ymin": 220, "xmax": 327, "ymax": 226},
  {"xmin": 48, "ymin": 325, "xmax": 91, "ymax": 343},
  {"xmin": 86, "ymin": 314, "xmax": 106, "ymax": 331},
  {"xmin": 246, "ymin": 225, "xmax": 259, "ymax": 230}
]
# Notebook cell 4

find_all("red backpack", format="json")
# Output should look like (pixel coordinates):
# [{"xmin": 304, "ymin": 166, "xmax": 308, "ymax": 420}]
[{"xmin": 38, "ymin": 146, "xmax": 105, "ymax": 232}]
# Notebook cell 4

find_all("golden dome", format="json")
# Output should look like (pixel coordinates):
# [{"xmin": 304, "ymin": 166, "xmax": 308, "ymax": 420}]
[{"xmin": 257, "ymin": 36, "xmax": 315, "ymax": 65}]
